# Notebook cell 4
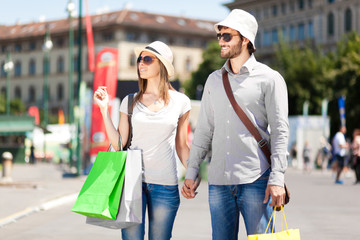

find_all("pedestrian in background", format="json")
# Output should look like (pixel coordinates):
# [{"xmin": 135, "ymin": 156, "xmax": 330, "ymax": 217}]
[
  {"xmin": 182, "ymin": 9, "xmax": 289, "ymax": 239},
  {"xmin": 94, "ymin": 41, "xmax": 192, "ymax": 240},
  {"xmin": 351, "ymin": 129, "xmax": 360, "ymax": 184},
  {"xmin": 332, "ymin": 126, "xmax": 349, "ymax": 184},
  {"xmin": 303, "ymin": 141, "xmax": 311, "ymax": 173}
]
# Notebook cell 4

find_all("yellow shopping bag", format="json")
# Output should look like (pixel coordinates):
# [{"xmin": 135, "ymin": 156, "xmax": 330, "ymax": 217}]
[{"xmin": 248, "ymin": 206, "xmax": 300, "ymax": 240}]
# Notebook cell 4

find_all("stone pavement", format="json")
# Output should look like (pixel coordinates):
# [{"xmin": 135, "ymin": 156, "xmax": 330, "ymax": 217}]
[
  {"xmin": 0, "ymin": 163, "xmax": 85, "ymax": 226},
  {"xmin": 1, "ymin": 163, "xmax": 360, "ymax": 239}
]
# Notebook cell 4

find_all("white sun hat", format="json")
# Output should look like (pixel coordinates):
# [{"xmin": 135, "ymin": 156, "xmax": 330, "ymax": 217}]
[
  {"xmin": 134, "ymin": 41, "xmax": 175, "ymax": 77},
  {"xmin": 214, "ymin": 9, "xmax": 258, "ymax": 48}
]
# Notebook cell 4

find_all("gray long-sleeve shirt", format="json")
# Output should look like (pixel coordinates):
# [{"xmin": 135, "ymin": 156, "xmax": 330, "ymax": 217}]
[{"xmin": 185, "ymin": 55, "xmax": 289, "ymax": 186}]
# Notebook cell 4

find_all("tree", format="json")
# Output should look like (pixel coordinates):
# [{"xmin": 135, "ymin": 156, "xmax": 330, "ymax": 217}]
[
  {"xmin": 273, "ymin": 40, "xmax": 332, "ymax": 115},
  {"xmin": 183, "ymin": 41, "xmax": 225, "ymax": 99},
  {"xmin": 327, "ymin": 32, "xmax": 360, "ymax": 135}
]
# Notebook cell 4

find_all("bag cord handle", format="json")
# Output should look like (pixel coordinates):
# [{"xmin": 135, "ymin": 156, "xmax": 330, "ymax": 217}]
[{"xmin": 265, "ymin": 206, "xmax": 289, "ymax": 234}]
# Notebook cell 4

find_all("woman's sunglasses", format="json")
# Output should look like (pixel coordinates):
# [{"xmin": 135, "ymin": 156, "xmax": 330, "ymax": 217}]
[
  {"xmin": 217, "ymin": 33, "xmax": 238, "ymax": 42},
  {"xmin": 137, "ymin": 55, "xmax": 156, "ymax": 65}
]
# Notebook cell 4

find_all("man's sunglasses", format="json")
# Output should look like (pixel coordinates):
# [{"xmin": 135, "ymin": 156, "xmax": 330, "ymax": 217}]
[
  {"xmin": 137, "ymin": 55, "xmax": 156, "ymax": 65},
  {"xmin": 217, "ymin": 33, "xmax": 238, "ymax": 42}
]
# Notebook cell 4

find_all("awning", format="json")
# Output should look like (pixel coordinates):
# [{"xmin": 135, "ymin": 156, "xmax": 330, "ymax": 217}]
[{"xmin": 0, "ymin": 115, "xmax": 35, "ymax": 135}]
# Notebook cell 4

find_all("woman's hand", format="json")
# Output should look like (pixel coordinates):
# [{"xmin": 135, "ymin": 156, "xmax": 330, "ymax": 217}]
[{"xmin": 93, "ymin": 86, "xmax": 109, "ymax": 111}]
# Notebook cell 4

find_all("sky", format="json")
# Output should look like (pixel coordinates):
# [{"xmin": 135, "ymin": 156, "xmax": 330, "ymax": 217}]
[{"xmin": 0, "ymin": 0, "xmax": 230, "ymax": 26}]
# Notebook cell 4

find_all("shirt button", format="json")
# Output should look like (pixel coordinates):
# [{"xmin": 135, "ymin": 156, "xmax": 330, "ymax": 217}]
[
  {"xmin": 227, "ymin": 152, "xmax": 230, "ymax": 155},
  {"xmin": 227, "ymin": 136, "xmax": 230, "ymax": 139},
  {"xmin": 229, "ymin": 104, "xmax": 231, "ymax": 107},
  {"xmin": 227, "ymin": 120, "xmax": 230, "ymax": 124}
]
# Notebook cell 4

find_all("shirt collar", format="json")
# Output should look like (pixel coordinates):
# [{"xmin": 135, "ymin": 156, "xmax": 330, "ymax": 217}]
[{"xmin": 222, "ymin": 54, "xmax": 257, "ymax": 75}]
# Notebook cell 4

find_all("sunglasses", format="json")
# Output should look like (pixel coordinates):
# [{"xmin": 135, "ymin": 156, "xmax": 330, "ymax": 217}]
[
  {"xmin": 217, "ymin": 33, "xmax": 239, "ymax": 42},
  {"xmin": 137, "ymin": 55, "xmax": 156, "ymax": 65}
]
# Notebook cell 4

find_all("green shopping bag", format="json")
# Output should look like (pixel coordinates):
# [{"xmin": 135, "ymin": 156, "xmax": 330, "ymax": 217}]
[{"xmin": 72, "ymin": 150, "xmax": 127, "ymax": 220}]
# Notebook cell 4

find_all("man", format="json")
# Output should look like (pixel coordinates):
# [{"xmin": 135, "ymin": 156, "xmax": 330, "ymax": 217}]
[
  {"xmin": 182, "ymin": 9, "xmax": 289, "ymax": 239},
  {"xmin": 332, "ymin": 126, "xmax": 348, "ymax": 184}
]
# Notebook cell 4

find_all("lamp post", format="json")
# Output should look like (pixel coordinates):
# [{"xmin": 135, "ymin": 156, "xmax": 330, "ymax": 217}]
[
  {"xmin": 3, "ymin": 51, "xmax": 14, "ymax": 115},
  {"xmin": 67, "ymin": 0, "xmax": 75, "ymax": 168},
  {"xmin": 42, "ymin": 26, "xmax": 53, "ymax": 161}
]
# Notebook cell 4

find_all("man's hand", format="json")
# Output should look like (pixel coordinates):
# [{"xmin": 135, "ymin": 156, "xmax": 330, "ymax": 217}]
[
  {"xmin": 181, "ymin": 177, "xmax": 200, "ymax": 199},
  {"xmin": 263, "ymin": 185, "xmax": 285, "ymax": 208}
]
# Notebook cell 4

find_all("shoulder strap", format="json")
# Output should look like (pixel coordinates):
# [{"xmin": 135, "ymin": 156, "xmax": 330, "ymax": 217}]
[
  {"xmin": 124, "ymin": 93, "xmax": 134, "ymax": 150},
  {"xmin": 222, "ymin": 70, "xmax": 271, "ymax": 163}
]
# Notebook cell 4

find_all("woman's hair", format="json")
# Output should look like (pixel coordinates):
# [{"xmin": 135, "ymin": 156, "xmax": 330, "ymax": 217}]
[{"xmin": 131, "ymin": 58, "xmax": 174, "ymax": 109}]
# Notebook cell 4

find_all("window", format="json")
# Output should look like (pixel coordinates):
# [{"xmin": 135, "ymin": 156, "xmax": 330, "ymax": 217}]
[
  {"xmin": 15, "ymin": 43, "xmax": 22, "ymax": 52},
  {"xmin": 298, "ymin": 23, "xmax": 305, "ymax": 40},
  {"xmin": 264, "ymin": 31, "xmax": 271, "ymax": 46},
  {"xmin": 185, "ymin": 57, "xmax": 192, "ymax": 72},
  {"xmin": 272, "ymin": 5, "xmax": 278, "ymax": 17},
  {"xmin": 55, "ymin": 38, "xmax": 64, "ymax": 48},
  {"xmin": 345, "ymin": 8, "xmax": 352, "ymax": 32},
  {"xmin": 255, "ymin": 32, "xmax": 261, "ymax": 48},
  {"xmin": 129, "ymin": 53, "xmax": 136, "ymax": 67},
  {"xmin": 74, "ymin": 56, "xmax": 78, "ymax": 72},
  {"xmin": 29, "ymin": 42, "xmax": 36, "ymax": 51},
  {"xmin": 15, "ymin": 61, "xmax": 22, "ymax": 77},
  {"xmin": 57, "ymin": 56, "xmax": 65, "ymax": 73},
  {"xmin": 28, "ymin": 86, "xmax": 36, "ymax": 102},
  {"xmin": 327, "ymin": 12, "xmax": 335, "ymax": 36},
  {"xmin": 57, "ymin": 83, "xmax": 64, "ymax": 101},
  {"xmin": 0, "ymin": 61, "xmax": 5, "ymax": 77},
  {"xmin": 308, "ymin": 21, "xmax": 314, "ymax": 39},
  {"xmin": 126, "ymin": 32, "xmax": 140, "ymax": 42},
  {"xmin": 102, "ymin": 32, "xmax": 114, "ymax": 42},
  {"xmin": 29, "ymin": 59, "xmax": 36, "ymax": 76},
  {"xmin": 272, "ymin": 28, "xmax": 278, "ymax": 43},
  {"xmin": 14, "ymin": 86, "xmax": 21, "ymax": 99},
  {"xmin": 328, "ymin": 0, "xmax": 335, "ymax": 3},
  {"xmin": 298, "ymin": 0, "xmax": 305, "ymax": 10},
  {"xmin": 290, "ymin": 25, "xmax": 296, "ymax": 41},
  {"xmin": 290, "ymin": 1, "xmax": 295, "ymax": 12},
  {"xmin": 281, "ymin": 3, "xmax": 287, "ymax": 15},
  {"xmin": 308, "ymin": 0, "xmax": 313, "ymax": 8}
]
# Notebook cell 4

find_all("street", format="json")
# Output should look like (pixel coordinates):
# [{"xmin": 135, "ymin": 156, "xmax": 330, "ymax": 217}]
[{"xmin": 1, "ymin": 165, "xmax": 360, "ymax": 240}]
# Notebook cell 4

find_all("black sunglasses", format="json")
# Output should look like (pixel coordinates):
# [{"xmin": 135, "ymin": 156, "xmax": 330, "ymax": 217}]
[
  {"xmin": 137, "ymin": 55, "xmax": 156, "ymax": 65},
  {"xmin": 217, "ymin": 33, "xmax": 239, "ymax": 42}
]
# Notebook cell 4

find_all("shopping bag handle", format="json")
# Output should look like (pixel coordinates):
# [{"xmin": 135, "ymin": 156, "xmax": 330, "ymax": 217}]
[
  {"xmin": 117, "ymin": 133, "xmax": 123, "ymax": 151},
  {"xmin": 264, "ymin": 206, "xmax": 289, "ymax": 233}
]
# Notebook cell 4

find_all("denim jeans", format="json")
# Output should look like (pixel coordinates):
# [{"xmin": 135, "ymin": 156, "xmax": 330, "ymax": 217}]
[
  {"xmin": 208, "ymin": 169, "xmax": 273, "ymax": 240},
  {"xmin": 121, "ymin": 183, "xmax": 180, "ymax": 240}
]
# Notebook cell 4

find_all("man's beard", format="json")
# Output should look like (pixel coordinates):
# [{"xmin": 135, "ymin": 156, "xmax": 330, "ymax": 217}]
[{"xmin": 221, "ymin": 44, "xmax": 242, "ymax": 59}]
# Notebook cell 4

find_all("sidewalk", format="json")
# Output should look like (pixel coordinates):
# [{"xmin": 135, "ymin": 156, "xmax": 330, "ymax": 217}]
[{"xmin": 0, "ymin": 163, "xmax": 85, "ymax": 227}]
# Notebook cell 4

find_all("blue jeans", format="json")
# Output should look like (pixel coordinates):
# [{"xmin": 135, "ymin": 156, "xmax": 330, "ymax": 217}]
[
  {"xmin": 121, "ymin": 183, "xmax": 180, "ymax": 240},
  {"xmin": 208, "ymin": 169, "xmax": 273, "ymax": 240}
]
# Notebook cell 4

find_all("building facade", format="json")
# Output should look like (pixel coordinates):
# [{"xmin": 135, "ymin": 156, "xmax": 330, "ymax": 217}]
[
  {"xmin": 0, "ymin": 9, "xmax": 216, "ymax": 119},
  {"xmin": 226, "ymin": 0, "xmax": 360, "ymax": 61}
]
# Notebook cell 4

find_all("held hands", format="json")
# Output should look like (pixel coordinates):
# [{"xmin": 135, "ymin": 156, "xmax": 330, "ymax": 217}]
[
  {"xmin": 263, "ymin": 184, "xmax": 285, "ymax": 208},
  {"xmin": 93, "ymin": 86, "xmax": 109, "ymax": 110},
  {"xmin": 181, "ymin": 176, "xmax": 201, "ymax": 199}
]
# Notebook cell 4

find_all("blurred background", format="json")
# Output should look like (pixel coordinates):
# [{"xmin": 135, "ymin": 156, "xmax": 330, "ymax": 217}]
[{"xmin": 0, "ymin": 0, "xmax": 359, "ymax": 178}]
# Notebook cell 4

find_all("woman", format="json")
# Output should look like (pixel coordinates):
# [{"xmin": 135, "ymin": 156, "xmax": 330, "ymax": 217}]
[
  {"xmin": 93, "ymin": 41, "xmax": 192, "ymax": 240},
  {"xmin": 351, "ymin": 129, "xmax": 360, "ymax": 184}
]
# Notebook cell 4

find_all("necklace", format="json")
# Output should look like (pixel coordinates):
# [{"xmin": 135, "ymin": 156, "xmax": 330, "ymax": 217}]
[{"xmin": 154, "ymin": 100, "xmax": 158, "ymax": 105}]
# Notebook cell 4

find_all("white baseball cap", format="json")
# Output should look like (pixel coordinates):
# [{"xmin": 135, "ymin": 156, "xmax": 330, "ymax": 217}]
[
  {"xmin": 135, "ymin": 41, "xmax": 175, "ymax": 77},
  {"xmin": 214, "ymin": 9, "xmax": 258, "ymax": 48}
]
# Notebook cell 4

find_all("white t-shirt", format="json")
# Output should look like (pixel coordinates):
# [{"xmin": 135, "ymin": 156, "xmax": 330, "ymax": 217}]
[
  {"xmin": 120, "ymin": 90, "xmax": 191, "ymax": 185},
  {"xmin": 333, "ymin": 131, "xmax": 346, "ymax": 156}
]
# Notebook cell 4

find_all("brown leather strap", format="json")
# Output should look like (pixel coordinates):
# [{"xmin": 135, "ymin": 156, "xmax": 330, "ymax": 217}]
[{"xmin": 222, "ymin": 70, "xmax": 271, "ymax": 163}]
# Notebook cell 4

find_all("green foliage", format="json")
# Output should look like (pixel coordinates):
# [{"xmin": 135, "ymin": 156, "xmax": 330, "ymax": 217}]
[
  {"xmin": 273, "ymin": 40, "xmax": 331, "ymax": 115},
  {"xmin": 183, "ymin": 41, "xmax": 225, "ymax": 99},
  {"xmin": 0, "ymin": 94, "xmax": 26, "ymax": 115},
  {"xmin": 273, "ymin": 32, "xmax": 360, "ymax": 136}
]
